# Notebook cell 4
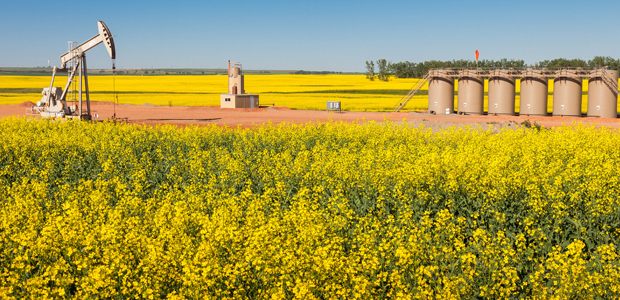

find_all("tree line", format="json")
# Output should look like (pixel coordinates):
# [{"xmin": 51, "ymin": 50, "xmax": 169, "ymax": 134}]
[
  {"xmin": 292, "ymin": 70, "xmax": 343, "ymax": 75},
  {"xmin": 366, "ymin": 56, "xmax": 620, "ymax": 80}
]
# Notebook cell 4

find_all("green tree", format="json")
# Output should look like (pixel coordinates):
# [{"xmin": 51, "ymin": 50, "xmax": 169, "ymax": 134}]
[
  {"xmin": 376, "ymin": 59, "xmax": 389, "ymax": 81},
  {"xmin": 588, "ymin": 56, "xmax": 619, "ymax": 70},
  {"xmin": 365, "ymin": 61, "xmax": 375, "ymax": 81},
  {"xmin": 373, "ymin": 56, "xmax": 620, "ymax": 78},
  {"xmin": 388, "ymin": 61, "xmax": 416, "ymax": 78}
]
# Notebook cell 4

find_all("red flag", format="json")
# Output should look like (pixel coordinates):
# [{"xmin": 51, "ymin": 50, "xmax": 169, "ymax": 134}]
[{"xmin": 475, "ymin": 50, "xmax": 479, "ymax": 61}]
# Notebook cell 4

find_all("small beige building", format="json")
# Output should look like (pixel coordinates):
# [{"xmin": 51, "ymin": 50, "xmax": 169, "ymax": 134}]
[{"xmin": 220, "ymin": 61, "xmax": 259, "ymax": 108}]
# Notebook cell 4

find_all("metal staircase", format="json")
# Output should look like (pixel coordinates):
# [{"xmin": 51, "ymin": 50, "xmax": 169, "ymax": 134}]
[
  {"xmin": 601, "ymin": 69, "xmax": 619, "ymax": 95},
  {"xmin": 393, "ymin": 71, "xmax": 430, "ymax": 112}
]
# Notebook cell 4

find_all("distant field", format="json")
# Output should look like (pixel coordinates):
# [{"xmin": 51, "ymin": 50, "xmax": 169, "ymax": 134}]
[
  {"xmin": 0, "ymin": 74, "xmax": 616, "ymax": 112},
  {"xmin": 0, "ymin": 75, "xmax": 421, "ymax": 111},
  {"xmin": 0, "ymin": 67, "xmax": 360, "ymax": 76}
]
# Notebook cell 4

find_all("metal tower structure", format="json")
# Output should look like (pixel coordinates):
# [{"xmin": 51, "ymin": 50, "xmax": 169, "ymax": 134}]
[
  {"xmin": 66, "ymin": 41, "xmax": 78, "ymax": 108},
  {"xmin": 27, "ymin": 21, "xmax": 116, "ymax": 120}
]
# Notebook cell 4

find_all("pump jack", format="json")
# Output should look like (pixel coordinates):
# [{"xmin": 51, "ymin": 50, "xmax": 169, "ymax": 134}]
[{"xmin": 28, "ymin": 21, "xmax": 115, "ymax": 119}]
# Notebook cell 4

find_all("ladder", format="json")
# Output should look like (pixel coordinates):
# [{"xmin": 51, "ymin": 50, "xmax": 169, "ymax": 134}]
[
  {"xmin": 393, "ymin": 71, "xmax": 430, "ymax": 112},
  {"xmin": 66, "ymin": 42, "xmax": 79, "ymax": 105}
]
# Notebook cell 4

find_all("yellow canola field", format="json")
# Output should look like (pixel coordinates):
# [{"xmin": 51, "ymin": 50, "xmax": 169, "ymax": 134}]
[
  {"xmin": 0, "ymin": 75, "xmax": 420, "ymax": 111},
  {"xmin": 1, "ymin": 118, "xmax": 620, "ymax": 299},
  {"xmin": 0, "ymin": 75, "xmax": 615, "ymax": 112}
]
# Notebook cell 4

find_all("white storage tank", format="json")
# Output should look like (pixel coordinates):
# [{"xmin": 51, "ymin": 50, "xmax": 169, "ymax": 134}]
[
  {"xmin": 587, "ymin": 69, "xmax": 619, "ymax": 118},
  {"xmin": 428, "ymin": 69, "xmax": 455, "ymax": 115},
  {"xmin": 553, "ymin": 69, "xmax": 583, "ymax": 117},
  {"xmin": 519, "ymin": 70, "xmax": 548, "ymax": 116},
  {"xmin": 457, "ymin": 70, "xmax": 484, "ymax": 115},
  {"xmin": 487, "ymin": 69, "xmax": 516, "ymax": 115}
]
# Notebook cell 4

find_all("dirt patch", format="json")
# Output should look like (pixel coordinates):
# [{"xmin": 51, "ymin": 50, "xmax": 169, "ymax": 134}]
[
  {"xmin": 18, "ymin": 101, "xmax": 36, "ymax": 107},
  {"xmin": 271, "ymin": 106, "xmax": 291, "ymax": 111},
  {"xmin": 90, "ymin": 101, "xmax": 117, "ymax": 106},
  {"xmin": 185, "ymin": 106, "xmax": 219, "ymax": 111},
  {"xmin": 1, "ymin": 102, "xmax": 619, "ymax": 130}
]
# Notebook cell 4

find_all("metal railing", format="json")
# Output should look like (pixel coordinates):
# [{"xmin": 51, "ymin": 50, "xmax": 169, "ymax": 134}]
[
  {"xmin": 393, "ymin": 67, "xmax": 619, "ymax": 111},
  {"xmin": 601, "ymin": 69, "xmax": 619, "ymax": 95},
  {"xmin": 393, "ymin": 71, "xmax": 430, "ymax": 112},
  {"xmin": 414, "ymin": 66, "xmax": 619, "ymax": 79}
]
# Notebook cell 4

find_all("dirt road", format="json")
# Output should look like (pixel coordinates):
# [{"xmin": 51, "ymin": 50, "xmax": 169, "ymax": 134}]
[{"xmin": 2, "ymin": 101, "xmax": 619, "ymax": 129}]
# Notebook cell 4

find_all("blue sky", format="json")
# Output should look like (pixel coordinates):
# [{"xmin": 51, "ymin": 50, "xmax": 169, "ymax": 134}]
[{"xmin": 1, "ymin": 0, "xmax": 618, "ymax": 72}]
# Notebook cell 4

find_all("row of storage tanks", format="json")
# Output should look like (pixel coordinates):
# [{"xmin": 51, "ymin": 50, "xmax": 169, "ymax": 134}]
[{"xmin": 428, "ymin": 69, "xmax": 620, "ymax": 118}]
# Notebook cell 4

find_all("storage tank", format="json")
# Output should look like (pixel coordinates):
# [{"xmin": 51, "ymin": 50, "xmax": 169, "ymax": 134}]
[
  {"xmin": 519, "ymin": 70, "xmax": 548, "ymax": 116},
  {"xmin": 428, "ymin": 69, "xmax": 455, "ymax": 114},
  {"xmin": 231, "ymin": 67, "xmax": 241, "ymax": 77},
  {"xmin": 587, "ymin": 69, "xmax": 619, "ymax": 118},
  {"xmin": 487, "ymin": 69, "xmax": 515, "ymax": 115},
  {"xmin": 457, "ymin": 70, "xmax": 484, "ymax": 115},
  {"xmin": 553, "ymin": 69, "xmax": 583, "ymax": 116}
]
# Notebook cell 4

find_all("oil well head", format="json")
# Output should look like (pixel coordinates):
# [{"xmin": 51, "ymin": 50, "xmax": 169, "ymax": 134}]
[
  {"xmin": 221, "ymin": 61, "xmax": 259, "ymax": 109},
  {"xmin": 228, "ymin": 61, "xmax": 244, "ymax": 94}
]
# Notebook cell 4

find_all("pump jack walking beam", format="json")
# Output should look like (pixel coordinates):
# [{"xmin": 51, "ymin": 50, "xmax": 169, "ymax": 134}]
[
  {"xmin": 35, "ymin": 21, "xmax": 115, "ymax": 120},
  {"xmin": 59, "ymin": 21, "xmax": 115, "ymax": 69}
]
